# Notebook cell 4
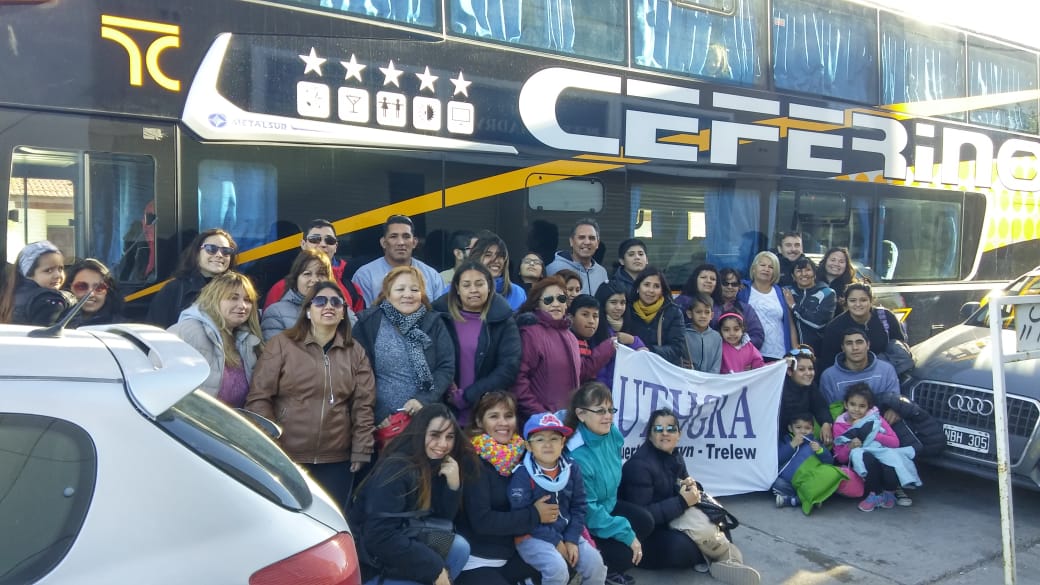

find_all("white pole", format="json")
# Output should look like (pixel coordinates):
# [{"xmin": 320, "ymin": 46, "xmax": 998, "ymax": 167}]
[{"xmin": 989, "ymin": 295, "xmax": 1016, "ymax": 585}]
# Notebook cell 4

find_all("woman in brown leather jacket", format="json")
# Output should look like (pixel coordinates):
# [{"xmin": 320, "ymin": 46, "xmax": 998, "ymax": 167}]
[{"xmin": 246, "ymin": 280, "xmax": 376, "ymax": 511}]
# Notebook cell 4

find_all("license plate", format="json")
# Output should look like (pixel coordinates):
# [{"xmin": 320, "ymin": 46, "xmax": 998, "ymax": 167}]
[{"xmin": 944, "ymin": 424, "xmax": 991, "ymax": 454}]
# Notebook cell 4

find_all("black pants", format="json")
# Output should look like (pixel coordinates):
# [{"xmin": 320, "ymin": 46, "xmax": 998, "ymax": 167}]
[
  {"xmin": 304, "ymin": 461, "xmax": 354, "ymax": 513},
  {"xmin": 455, "ymin": 553, "xmax": 538, "ymax": 585},
  {"xmin": 640, "ymin": 526, "xmax": 707, "ymax": 570},
  {"xmin": 861, "ymin": 452, "xmax": 900, "ymax": 495},
  {"xmin": 592, "ymin": 500, "xmax": 654, "ymax": 575}
]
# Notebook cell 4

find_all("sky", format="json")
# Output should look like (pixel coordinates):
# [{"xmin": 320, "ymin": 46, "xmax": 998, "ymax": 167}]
[{"xmin": 868, "ymin": 0, "xmax": 1040, "ymax": 49}]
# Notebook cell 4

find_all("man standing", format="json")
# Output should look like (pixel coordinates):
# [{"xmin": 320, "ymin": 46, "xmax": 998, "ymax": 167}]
[
  {"xmin": 545, "ymin": 218, "xmax": 609, "ymax": 295},
  {"xmin": 352, "ymin": 214, "xmax": 446, "ymax": 304},
  {"xmin": 819, "ymin": 328, "xmax": 899, "ymax": 406},
  {"xmin": 777, "ymin": 232, "xmax": 805, "ymax": 288},
  {"xmin": 263, "ymin": 219, "xmax": 365, "ymax": 314},
  {"xmin": 439, "ymin": 229, "xmax": 476, "ymax": 285}
]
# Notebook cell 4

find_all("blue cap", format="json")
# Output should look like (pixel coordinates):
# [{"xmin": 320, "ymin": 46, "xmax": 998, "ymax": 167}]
[{"xmin": 523, "ymin": 412, "xmax": 573, "ymax": 439}]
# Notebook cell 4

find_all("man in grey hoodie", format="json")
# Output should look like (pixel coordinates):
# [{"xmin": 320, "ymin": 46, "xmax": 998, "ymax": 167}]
[
  {"xmin": 546, "ymin": 218, "xmax": 609, "ymax": 295},
  {"xmin": 819, "ymin": 327, "xmax": 899, "ymax": 406}
]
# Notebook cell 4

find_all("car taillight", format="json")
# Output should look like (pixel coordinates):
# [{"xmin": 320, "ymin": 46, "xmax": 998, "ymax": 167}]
[{"xmin": 249, "ymin": 532, "xmax": 361, "ymax": 585}]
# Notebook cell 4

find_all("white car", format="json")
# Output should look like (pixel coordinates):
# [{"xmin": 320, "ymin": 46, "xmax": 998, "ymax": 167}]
[{"xmin": 0, "ymin": 323, "xmax": 362, "ymax": 584}]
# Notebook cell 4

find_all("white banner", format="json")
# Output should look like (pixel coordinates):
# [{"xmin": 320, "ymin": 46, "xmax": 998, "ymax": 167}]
[{"xmin": 612, "ymin": 345, "xmax": 786, "ymax": 496}]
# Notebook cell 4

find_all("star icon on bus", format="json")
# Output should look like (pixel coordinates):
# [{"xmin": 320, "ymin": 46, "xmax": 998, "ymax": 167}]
[
  {"xmin": 299, "ymin": 47, "xmax": 326, "ymax": 77},
  {"xmin": 380, "ymin": 60, "xmax": 404, "ymax": 88},
  {"xmin": 450, "ymin": 72, "xmax": 471, "ymax": 98},
  {"xmin": 341, "ymin": 54, "xmax": 366, "ymax": 82},
  {"xmin": 416, "ymin": 66, "xmax": 438, "ymax": 93}
]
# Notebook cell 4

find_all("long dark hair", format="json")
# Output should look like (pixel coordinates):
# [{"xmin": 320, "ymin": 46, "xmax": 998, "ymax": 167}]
[
  {"xmin": 592, "ymin": 280, "xmax": 627, "ymax": 346},
  {"xmin": 66, "ymin": 258, "xmax": 125, "ymax": 317},
  {"xmin": 821, "ymin": 247, "xmax": 855, "ymax": 288},
  {"xmin": 447, "ymin": 259, "xmax": 494, "ymax": 322},
  {"xmin": 174, "ymin": 228, "xmax": 238, "ymax": 278},
  {"xmin": 284, "ymin": 281, "xmax": 353, "ymax": 344},
  {"xmin": 629, "ymin": 266, "xmax": 672, "ymax": 305},
  {"xmin": 682, "ymin": 263, "xmax": 721, "ymax": 304},
  {"xmin": 469, "ymin": 231, "xmax": 515, "ymax": 297},
  {"xmin": 361, "ymin": 404, "xmax": 477, "ymax": 510}
]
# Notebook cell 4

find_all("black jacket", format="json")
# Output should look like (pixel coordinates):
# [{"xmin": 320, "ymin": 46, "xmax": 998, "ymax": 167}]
[
  {"xmin": 818, "ymin": 308, "xmax": 905, "ymax": 374},
  {"xmin": 352, "ymin": 458, "xmax": 461, "ymax": 584},
  {"xmin": 619, "ymin": 442, "xmax": 690, "ymax": 527},
  {"xmin": 146, "ymin": 269, "xmax": 210, "ymax": 328},
  {"xmin": 353, "ymin": 305, "xmax": 456, "ymax": 406},
  {"xmin": 779, "ymin": 377, "xmax": 834, "ymax": 434},
  {"xmin": 11, "ymin": 280, "xmax": 73, "ymax": 326},
  {"xmin": 432, "ymin": 293, "xmax": 521, "ymax": 406},
  {"xmin": 622, "ymin": 302, "xmax": 687, "ymax": 366},
  {"xmin": 457, "ymin": 458, "xmax": 540, "ymax": 560}
]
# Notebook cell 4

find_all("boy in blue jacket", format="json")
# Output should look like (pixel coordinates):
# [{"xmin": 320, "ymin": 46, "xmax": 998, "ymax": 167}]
[
  {"xmin": 509, "ymin": 412, "xmax": 607, "ymax": 585},
  {"xmin": 773, "ymin": 413, "xmax": 847, "ymax": 515}
]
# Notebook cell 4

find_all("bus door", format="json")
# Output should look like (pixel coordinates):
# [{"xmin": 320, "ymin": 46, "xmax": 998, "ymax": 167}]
[{"xmin": 1, "ymin": 109, "xmax": 176, "ymax": 304}]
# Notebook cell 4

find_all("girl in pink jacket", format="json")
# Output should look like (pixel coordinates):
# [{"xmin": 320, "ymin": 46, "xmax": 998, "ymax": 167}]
[{"xmin": 719, "ymin": 312, "xmax": 765, "ymax": 374}]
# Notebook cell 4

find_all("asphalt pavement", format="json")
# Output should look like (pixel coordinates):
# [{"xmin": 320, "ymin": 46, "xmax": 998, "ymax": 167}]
[{"xmin": 626, "ymin": 462, "xmax": 1040, "ymax": 585}]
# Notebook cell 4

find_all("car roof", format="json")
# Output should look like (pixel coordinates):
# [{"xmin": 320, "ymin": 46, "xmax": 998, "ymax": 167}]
[{"xmin": 0, "ymin": 323, "xmax": 210, "ymax": 416}]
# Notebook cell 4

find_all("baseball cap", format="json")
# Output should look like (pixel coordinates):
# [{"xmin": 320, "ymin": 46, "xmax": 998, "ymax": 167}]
[{"xmin": 523, "ymin": 412, "xmax": 574, "ymax": 439}]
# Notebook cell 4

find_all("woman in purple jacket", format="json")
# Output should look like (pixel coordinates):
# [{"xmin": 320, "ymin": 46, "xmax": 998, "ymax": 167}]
[{"xmin": 511, "ymin": 275, "xmax": 581, "ymax": 419}]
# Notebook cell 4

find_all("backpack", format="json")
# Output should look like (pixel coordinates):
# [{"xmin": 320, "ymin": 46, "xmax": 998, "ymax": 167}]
[
  {"xmin": 876, "ymin": 393, "xmax": 946, "ymax": 458},
  {"xmin": 876, "ymin": 308, "xmax": 915, "ymax": 376}
]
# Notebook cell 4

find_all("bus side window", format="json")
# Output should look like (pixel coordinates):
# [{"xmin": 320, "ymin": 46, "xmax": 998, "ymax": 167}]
[
  {"xmin": 89, "ymin": 154, "xmax": 157, "ymax": 284},
  {"xmin": 196, "ymin": 160, "xmax": 278, "ymax": 253}
]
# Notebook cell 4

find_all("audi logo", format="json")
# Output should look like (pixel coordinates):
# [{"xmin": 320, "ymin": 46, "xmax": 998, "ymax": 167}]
[{"xmin": 947, "ymin": 394, "xmax": 995, "ymax": 416}]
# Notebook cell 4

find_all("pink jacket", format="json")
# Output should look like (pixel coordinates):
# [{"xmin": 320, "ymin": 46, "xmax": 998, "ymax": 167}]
[
  {"xmin": 832, "ymin": 407, "xmax": 899, "ymax": 463},
  {"xmin": 721, "ymin": 339, "xmax": 765, "ymax": 374},
  {"xmin": 512, "ymin": 310, "xmax": 581, "ymax": 417}
]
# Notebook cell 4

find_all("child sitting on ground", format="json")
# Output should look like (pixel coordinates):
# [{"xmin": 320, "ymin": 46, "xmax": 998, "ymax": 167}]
[
  {"xmin": 719, "ymin": 311, "xmax": 764, "ymax": 373},
  {"xmin": 509, "ymin": 412, "xmax": 607, "ymax": 585},
  {"xmin": 680, "ymin": 293, "xmax": 722, "ymax": 373},
  {"xmin": 773, "ymin": 413, "xmax": 847, "ymax": 514},
  {"xmin": 833, "ymin": 383, "xmax": 922, "ymax": 512}
]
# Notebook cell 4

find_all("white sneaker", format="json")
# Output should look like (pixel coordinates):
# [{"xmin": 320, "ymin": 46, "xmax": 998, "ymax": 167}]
[
  {"xmin": 894, "ymin": 488, "xmax": 913, "ymax": 507},
  {"xmin": 694, "ymin": 563, "xmax": 709, "ymax": 573},
  {"xmin": 709, "ymin": 560, "xmax": 761, "ymax": 585}
]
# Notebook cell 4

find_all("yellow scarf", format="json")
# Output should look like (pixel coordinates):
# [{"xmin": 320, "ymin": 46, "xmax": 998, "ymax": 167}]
[{"xmin": 632, "ymin": 297, "xmax": 664, "ymax": 323}]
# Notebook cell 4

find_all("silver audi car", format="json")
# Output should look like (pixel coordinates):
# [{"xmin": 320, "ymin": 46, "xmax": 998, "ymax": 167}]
[{"xmin": 903, "ymin": 266, "xmax": 1040, "ymax": 489}]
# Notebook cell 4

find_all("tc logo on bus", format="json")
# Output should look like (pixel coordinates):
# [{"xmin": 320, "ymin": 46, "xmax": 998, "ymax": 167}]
[
  {"xmin": 100, "ymin": 15, "xmax": 181, "ymax": 92},
  {"xmin": 519, "ymin": 67, "xmax": 1040, "ymax": 192}
]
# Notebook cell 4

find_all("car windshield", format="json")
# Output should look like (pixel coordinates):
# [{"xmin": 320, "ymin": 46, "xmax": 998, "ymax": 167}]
[
  {"xmin": 967, "ymin": 271, "xmax": 1040, "ymax": 329},
  {"xmin": 155, "ymin": 391, "xmax": 312, "ymax": 510}
]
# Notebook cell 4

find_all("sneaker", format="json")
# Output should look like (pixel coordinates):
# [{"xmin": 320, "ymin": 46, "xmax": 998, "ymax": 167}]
[
  {"xmin": 606, "ymin": 573, "xmax": 636, "ymax": 585},
  {"xmin": 694, "ymin": 563, "xmax": 710, "ymax": 573},
  {"xmin": 709, "ymin": 559, "xmax": 762, "ymax": 585},
  {"xmin": 775, "ymin": 493, "xmax": 785, "ymax": 508},
  {"xmin": 895, "ymin": 488, "xmax": 914, "ymax": 507},
  {"xmin": 858, "ymin": 493, "xmax": 880, "ymax": 512},
  {"xmin": 880, "ymin": 491, "xmax": 896, "ymax": 509}
]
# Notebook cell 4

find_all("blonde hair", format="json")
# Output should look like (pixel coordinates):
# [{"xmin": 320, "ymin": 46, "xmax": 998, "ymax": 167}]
[
  {"xmin": 375, "ymin": 265, "xmax": 432, "ymax": 310},
  {"xmin": 751, "ymin": 251, "xmax": 781, "ymax": 286},
  {"xmin": 195, "ymin": 271, "xmax": 263, "ymax": 367}
]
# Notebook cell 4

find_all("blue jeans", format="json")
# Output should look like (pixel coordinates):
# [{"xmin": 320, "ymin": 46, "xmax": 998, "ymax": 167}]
[
  {"xmin": 364, "ymin": 534, "xmax": 470, "ymax": 585},
  {"xmin": 516, "ymin": 536, "xmax": 607, "ymax": 585}
]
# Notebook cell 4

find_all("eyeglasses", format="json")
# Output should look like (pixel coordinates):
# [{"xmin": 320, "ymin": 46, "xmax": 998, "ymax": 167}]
[
  {"xmin": 788, "ymin": 347, "xmax": 815, "ymax": 358},
  {"xmin": 311, "ymin": 296, "xmax": 345, "ymax": 308},
  {"xmin": 200, "ymin": 243, "xmax": 235, "ymax": 257},
  {"xmin": 721, "ymin": 281, "xmax": 741, "ymax": 288},
  {"xmin": 306, "ymin": 234, "xmax": 338, "ymax": 246},
  {"xmin": 652, "ymin": 424, "xmax": 679, "ymax": 434},
  {"xmin": 580, "ymin": 406, "xmax": 618, "ymax": 416},
  {"xmin": 522, "ymin": 258, "xmax": 543, "ymax": 266},
  {"xmin": 542, "ymin": 294, "xmax": 568, "ymax": 306},
  {"xmin": 72, "ymin": 282, "xmax": 108, "ymax": 294}
]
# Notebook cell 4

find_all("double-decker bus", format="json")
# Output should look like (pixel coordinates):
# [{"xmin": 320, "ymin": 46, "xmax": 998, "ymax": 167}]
[{"xmin": 3, "ymin": 0, "xmax": 1038, "ymax": 342}]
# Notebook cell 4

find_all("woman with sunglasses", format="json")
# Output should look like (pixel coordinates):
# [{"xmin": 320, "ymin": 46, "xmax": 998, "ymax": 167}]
[
  {"xmin": 622, "ymin": 267, "xmax": 687, "ymax": 366},
  {"xmin": 64, "ymin": 258, "xmax": 125, "ymax": 328},
  {"xmin": 261, "ymin": 249, "xmax": 344, "ymax": 340},
  {"xmin": 564, "ymin": 382, "xmax": 653, "ymax": 585},
  {"xmin": 620, "ymin": 409, "xmax": 760, "ymax": 584},
  {"xmin": 168, "ymin": 271, "xmax": 263, "ymax": 408},
  {"xmin": 713, "ymin": 268, "xmax": 764, "ymax": 349},
  {"xmin": 246, "ymin": 281, "xmax": 375, "ymax": 511},
  {"xmin": 780, "ymin": 346, "xmax": 833, "ymax": 446},
  {"xmin": 512, "ymin": 275, "xmax": 582, "ymax": 419},
  {"xmin": 432, "ymin": 260, "xmax": 521, "ymax": 425},
  {"xmin": 147, "ymin": 228, "xmax": 238, "ymax": 328},
  {"xmin": 354, "ymin": 266, "xmax": 455, "ymax": 433}
]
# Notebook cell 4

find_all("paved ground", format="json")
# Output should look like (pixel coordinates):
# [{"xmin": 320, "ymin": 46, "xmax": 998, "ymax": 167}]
[{"xmin": 626, "ymin": 463, "xmax": 1039, "ymax": 585}]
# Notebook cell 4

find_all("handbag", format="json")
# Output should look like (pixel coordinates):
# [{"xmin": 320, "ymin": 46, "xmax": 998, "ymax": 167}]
[
  {"xmin": 374, "ymin": 411, "xmax": 412, "ymax": 450},
  {"xmin": 401, "ymin": 513, "xmax": 456, "ymax": 558},
  {"xmin": 692, "ymin": 481, "xmax": 739, "ymax": 532}
]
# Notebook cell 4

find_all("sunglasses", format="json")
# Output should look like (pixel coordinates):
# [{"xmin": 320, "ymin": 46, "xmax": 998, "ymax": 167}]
[
  {"xmin": 542, "ymin": 294, "xmax": 568, "ymax": 306},
  {"xmin": 200, "ymin": 243, "xmax": 235, "ymax": 257},
  {"xmin": 580, "ymin": 406, "xmax": 618, "ymax": 416},
  {"xmin": 788, "ymin": 347, "xmax": 815, "ymax": 358},
  {"xmin": 311, "ymin": 296, "xmax": 345, "ymax": 308},
  {"xmin": 306, "ymin": 234, "xmax": 338, "ymax": 246},
  {"xmin": 72, "ymin": 282, "xmax": 108, "ymax": 294},
  {"xmin": 721, "ymin": 281, "xmax": 741, "ymax": 287},
  {"xmin": 652, "ymin": 424, "xmax": 679, "ymax": 434}
]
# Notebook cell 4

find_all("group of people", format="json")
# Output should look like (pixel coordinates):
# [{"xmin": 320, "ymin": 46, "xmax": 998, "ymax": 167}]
[{"xmin": 1, "ymin": 219, "xmax": 925, "ymax": 585}]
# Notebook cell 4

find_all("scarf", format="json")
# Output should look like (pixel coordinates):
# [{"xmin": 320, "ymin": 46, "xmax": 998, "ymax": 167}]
[
  {"xmin": 471, "ymin": 433, "xmax": 526, "ymax": 476},
  {"xmin": 379, "ymin": 300, "xmax": 434, "ymax": 389},
  {"xmin": 632, "ymin": 296, "xmax": 664, "ymax": 323},
  {"xmin": 606, "ymin": 316, "xmax": 624, "ymax": 332},
  {"xmin": 523, "ymin": 450, "xmax": 573, "ymax": 492}
]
